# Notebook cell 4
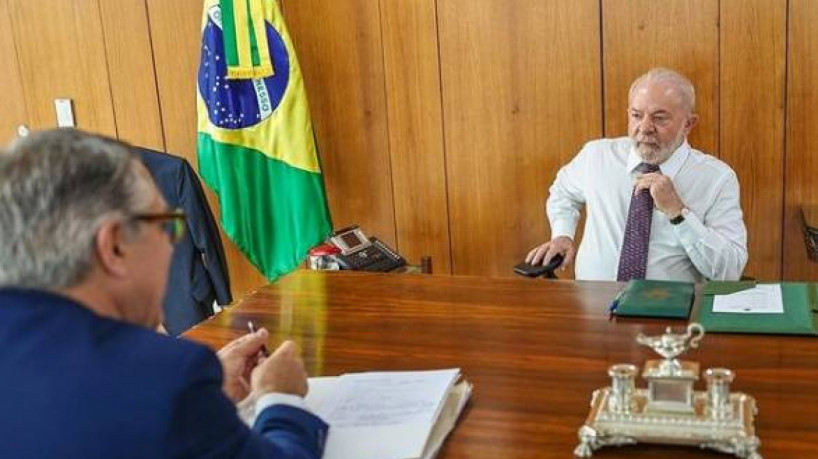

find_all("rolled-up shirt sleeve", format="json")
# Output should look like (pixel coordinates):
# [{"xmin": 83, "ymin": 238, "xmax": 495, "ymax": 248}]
[
  {"xmin": 673, "ymin": 170, "xmax": 748, "ymax": 280},
  {"xmin": 546, "ymin": 146, "xmax": 588, "ymax": 240}
]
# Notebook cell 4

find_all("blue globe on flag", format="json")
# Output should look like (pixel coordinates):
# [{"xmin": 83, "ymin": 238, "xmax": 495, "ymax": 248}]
[{"xmin": 198, "ymin": 5, "xmax": 290, "ymax": 130}]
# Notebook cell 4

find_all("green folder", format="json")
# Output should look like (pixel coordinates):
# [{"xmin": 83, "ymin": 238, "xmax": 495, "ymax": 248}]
[
  {"xmin": 695, "ymin": 281, "xmax": 818, "ymax": 335},
  {"xmin": 613, "ymin": 280, "xmax": 695, "ymax": 319}
]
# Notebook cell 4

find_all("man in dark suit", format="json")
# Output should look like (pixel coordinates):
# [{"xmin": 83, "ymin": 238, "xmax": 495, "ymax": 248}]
[{"xmin": 0, "ymin": 129, "xmax": 327, "ymax": 459}]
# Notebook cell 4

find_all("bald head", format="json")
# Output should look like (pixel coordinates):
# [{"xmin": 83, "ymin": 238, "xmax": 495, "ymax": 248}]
[{"xmin": 628, "ymin": 68, "xmax": 696, "ymax": 115}]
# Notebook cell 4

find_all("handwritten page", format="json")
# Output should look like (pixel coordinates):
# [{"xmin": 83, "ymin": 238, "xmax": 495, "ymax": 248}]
[
  {"xmin": 310, "ymin": 368, "xmax": 460, "ymax": 459},
  {"xmin": 712, "ymin": 284, "xmax": 784, "ymax": 314}
]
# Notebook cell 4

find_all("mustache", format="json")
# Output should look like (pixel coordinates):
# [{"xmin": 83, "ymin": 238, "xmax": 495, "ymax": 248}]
[{"xmin": 634, "ymin": 137, "xmax": 658, "ymax": 146}]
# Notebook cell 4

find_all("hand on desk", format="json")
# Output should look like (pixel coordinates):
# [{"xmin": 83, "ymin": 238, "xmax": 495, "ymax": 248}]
[
  {"xmin": 217, "ymin": 328, "xmax": 307, "ymax": 402},
  {"xmin": 526, "ymin": 235, "xmax": 575, "ymax": 270}
]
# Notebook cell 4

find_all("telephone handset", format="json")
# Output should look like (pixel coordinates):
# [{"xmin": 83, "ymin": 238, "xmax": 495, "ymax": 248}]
[{"xmin": 328, "ymin": 225, "xmax": 406, "ymax": 272}]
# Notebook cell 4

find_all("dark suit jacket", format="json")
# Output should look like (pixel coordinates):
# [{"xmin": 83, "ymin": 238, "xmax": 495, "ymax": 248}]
[
  {"xmin": 0, "ymin": 289, "xmax": 328, "ymax": 459},
  {"xmin": 135, "ymin": 147, "xmax": 232, "ymax": 335}
]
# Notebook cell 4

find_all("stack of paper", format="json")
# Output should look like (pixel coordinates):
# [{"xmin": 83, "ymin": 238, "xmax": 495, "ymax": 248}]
[{"xmin": 240, "ymin": 368, "xmax": 472, "ymax": 459}]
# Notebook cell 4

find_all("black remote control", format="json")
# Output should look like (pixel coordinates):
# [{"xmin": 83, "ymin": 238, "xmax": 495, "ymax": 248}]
[{"xmin": 513, "ymin": 253, "xmax": 564, "ymax": 278}]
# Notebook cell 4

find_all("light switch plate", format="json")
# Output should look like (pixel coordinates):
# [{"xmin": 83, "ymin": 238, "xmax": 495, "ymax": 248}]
[{"xmin": 54, "ymin": 98, "xmax": 75, "ymax": 127}]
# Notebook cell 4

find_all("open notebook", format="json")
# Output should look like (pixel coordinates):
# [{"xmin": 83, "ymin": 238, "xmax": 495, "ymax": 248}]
[{"xmin": 239, "ymin": 368, "xmax": 472, "ymax": 459}]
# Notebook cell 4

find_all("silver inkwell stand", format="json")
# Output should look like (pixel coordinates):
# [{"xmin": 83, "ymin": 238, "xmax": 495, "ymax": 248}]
[{"xmin": 574, "ymin": 323, "xmax": 761, "ymax": 458}]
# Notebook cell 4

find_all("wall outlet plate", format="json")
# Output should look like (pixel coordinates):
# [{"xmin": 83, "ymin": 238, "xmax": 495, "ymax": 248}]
[{"xmin": 54, "ymin": 98, "xmax": 75, "ymax": 127}]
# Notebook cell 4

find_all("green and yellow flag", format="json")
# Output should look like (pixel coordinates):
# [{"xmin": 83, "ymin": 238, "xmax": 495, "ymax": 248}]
[{"xmin": 197, "ymin": 0, "xmax": 332, "ymax": 280}]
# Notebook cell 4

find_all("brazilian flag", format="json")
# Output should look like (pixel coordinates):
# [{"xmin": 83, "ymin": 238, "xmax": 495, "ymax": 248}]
[{"xmin": 197, "ymin": 0, "xmax": 331, "ymax": 280}]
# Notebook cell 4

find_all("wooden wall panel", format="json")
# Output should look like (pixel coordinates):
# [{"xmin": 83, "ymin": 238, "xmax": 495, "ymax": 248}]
[
  {"xmin": 720, "ymin": 0, "xmax": 786, "ymax": 280},
  {"xmin": 380, "ymin": 0, "xmax": 451, "ymax": 273},
  {"xmin": 147, "ymin": 0, "xmax": 266, "ymax": 298},
  {"xmin": 145, "ymin": 0, "xmax": 201, "ymax": 165},
  {"xmin": 439, "ymin": 0, "xmax": 602, "ymax": 277},
  {"xmin": 0, "ymin": 0, "xmax": 27, "ymax": 145},
  {"xmin": 8, "ymin": 0, "xmax": 116, "ymax": 136},
  {"xmin": 282, "ymin": 0, "xmax": 396, "ymax": 247},
  {"xmin": 784, "ymin": 0, "xmax": 818, "ymax": 281},
  {"xmin": 99, "ymin": 0, "xmax": 164, "ymax": 151},
  {"xmin": 602, "ymin": 0, "xmax": 719, "ymax": 155}
]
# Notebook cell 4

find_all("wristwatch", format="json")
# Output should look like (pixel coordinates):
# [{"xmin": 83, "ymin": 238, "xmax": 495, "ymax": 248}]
[{"xmin": 670, "ymin": 207, "xmax": 688, "ymax": 225}]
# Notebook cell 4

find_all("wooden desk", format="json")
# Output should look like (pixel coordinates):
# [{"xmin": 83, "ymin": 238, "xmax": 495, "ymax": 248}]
[{"xmin": 185, "ymin": 270, "xmax": 818, "ymax": 458}]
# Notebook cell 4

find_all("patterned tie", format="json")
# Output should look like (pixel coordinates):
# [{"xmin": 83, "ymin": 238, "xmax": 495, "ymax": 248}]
[{"xmin": 617, "ymin": 162, "xmax": 661, "ymax": 281}]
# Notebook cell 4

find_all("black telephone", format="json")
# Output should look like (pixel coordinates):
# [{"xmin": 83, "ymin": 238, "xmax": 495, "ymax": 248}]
[{"xmin": 328, "ymin": 225, "xmax": 406, "ymax": 272}]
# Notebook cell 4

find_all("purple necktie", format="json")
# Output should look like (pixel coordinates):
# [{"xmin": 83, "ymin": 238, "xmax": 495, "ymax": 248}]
[{"xmin": 617, "ymin": 162, "xmax": 660, "ymax": 281}]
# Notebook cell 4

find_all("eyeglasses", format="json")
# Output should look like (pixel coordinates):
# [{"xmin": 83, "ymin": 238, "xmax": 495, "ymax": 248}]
[{"xmin": 130, "ymin": 209, "xmax": 187, "ymax": 244}]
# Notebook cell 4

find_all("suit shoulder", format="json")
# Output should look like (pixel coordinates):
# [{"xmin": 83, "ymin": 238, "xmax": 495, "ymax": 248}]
[{"xmin": 117, "ymin": 326, "xmax": 219, "ymax": 376}]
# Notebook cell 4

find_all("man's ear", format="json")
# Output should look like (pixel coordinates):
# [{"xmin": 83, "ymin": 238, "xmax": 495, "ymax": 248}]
[
  {"xmin": 684, "ymin": 113, "xmax": 699, "ymax": 134},
  {"xmin": 95, "ymin": 220, "xmax": 130, "ymax": 277}
]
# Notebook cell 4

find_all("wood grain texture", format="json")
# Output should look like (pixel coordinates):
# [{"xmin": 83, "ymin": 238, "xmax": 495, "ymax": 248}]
[
  {"xmin": 0, "ymin": 0, "xmax": 27, "ymax": 145},
  {"xmin": 99, "ymin": 0, "xmax": 164, "ymax": 151},
  {"xmin": 146, "ymin": 0, "xmax": 266, "ymax": 298},
  {"xmin": 719, "ymin": 0, "xmax": 786, "ymax": 280},
  {"xmin": 784, "ymin": 0, "xmax": 818, "ymax": 281},
  {"xmin": 438, "ymin": 0, "xmax": 602, "ymax": 277},
  {"xmin": 145, "ymin": 0, "xmax": 200, "ymax": 165},
  {"xmin": 380, "ymin": 0, "xmax": 452, "ymax": 273},
  {"xmin": 8, "ymin": 0, "xmax": 116, "ymax": 136},
  {"xmin": 282, "ymin": 0, "xmax": 397, "ymax": 247},
  {"xmin": 186, "ymin": 270, "xmax": 818, "ymax": 458},
  {"xmin": 602, "ymin": 0, "xmax": 719, "ymax": 155}
]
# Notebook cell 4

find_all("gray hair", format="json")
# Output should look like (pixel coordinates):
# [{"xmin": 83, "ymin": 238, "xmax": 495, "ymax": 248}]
[
  {"xmin": 628, "ymin": 68, "xmax": 696, "ymax": 113},
  {"xmin": 0, "ymin": 129, "xmax": 154, "ymax": 289}
]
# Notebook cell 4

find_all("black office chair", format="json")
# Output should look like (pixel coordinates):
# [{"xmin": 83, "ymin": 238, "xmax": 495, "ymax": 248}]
[{"xmin": 802, "ymin": 206, "xmax": 818, "ymax": 262}]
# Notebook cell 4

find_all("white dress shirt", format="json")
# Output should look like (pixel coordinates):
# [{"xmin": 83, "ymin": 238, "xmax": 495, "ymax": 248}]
[
  {"xmin": 547, "ymin": 137, "xmax": 748, "ymax": 282},
  {"xmin": 256, "ymin": 392, "xmax": 308, "ymax": 412}
]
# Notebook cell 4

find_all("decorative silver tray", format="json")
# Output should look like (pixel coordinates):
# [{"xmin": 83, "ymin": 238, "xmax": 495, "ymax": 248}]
[{"xmin": 574, "ymin": 323, "xmax": 762, "ymax": 458}]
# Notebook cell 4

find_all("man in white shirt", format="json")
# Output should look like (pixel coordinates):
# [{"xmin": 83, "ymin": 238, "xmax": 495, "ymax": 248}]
[{"xmin": 526, "ymin": 68, "xmax": 747, "ymax": 282}]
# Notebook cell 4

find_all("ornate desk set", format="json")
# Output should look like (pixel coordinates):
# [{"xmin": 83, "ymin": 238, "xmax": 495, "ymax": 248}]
[{"xmin": 574, "ymin": 323, "xmax": 762, "ymax": 458}]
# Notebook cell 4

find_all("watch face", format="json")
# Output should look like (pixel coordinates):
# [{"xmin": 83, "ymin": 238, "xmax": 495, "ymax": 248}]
[{"xmin": 671, "ymin": 210, "xmax": 686, "ymax": 225}]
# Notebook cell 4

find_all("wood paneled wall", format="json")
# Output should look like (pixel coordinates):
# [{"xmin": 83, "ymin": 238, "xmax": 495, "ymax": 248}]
[
  {"xmin": 3, "ymin": 0, "xmax": 818, "ymax": 299},
  {"xmin": 786, "ymin": 0, "xmax": 818, "ymax": 281},
  {"xmin": 440, "ymin": 0, "xmax": 602, "ymax": 276}
]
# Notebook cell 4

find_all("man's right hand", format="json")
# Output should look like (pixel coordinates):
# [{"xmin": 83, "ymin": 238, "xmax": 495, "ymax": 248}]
[
  {"xmin": 251, "ymin": 340, "xmax": 309, "ymax": 397},
  {"xmin": 525, "ymin": 236, "xmax": 575, "ymax": 269}
]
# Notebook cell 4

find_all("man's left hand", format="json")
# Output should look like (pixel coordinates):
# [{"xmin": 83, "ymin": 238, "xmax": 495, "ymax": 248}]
[
  {"xmin": 633, "ymin": 172, "xmax": 685, "ymax": 218},
  {"xmin": 217, "ymin": 327, "xmax": 270, "ymax": 402}
]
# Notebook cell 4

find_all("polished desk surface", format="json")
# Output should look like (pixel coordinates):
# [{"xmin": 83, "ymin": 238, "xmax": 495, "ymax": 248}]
[{"xmin": 185, "ymin": 270, "xmax": 818, "ymax": 458}]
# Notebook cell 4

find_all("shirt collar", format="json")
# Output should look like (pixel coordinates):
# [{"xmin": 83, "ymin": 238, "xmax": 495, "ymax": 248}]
[{"xmin": 626, "ymin": 140, "xmax": 690, "ymax": 179}]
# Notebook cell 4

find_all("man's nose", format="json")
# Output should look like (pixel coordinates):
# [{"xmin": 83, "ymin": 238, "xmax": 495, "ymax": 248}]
[{"xmin": 638, "ymin": 117, "xmax": 656, "ymax": 133}]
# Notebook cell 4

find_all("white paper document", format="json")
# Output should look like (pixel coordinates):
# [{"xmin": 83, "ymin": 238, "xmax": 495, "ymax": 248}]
[
  {"xmin": 712, "ymin": 284, "xmax": 785, "ymax": 314},
  {"xmin": 238, "ymin": 368, "xmax": 469, "ymax": 459},
  {"xmin": 313, "ymin": 368, "xmax": 461, "ymax": 459}
]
